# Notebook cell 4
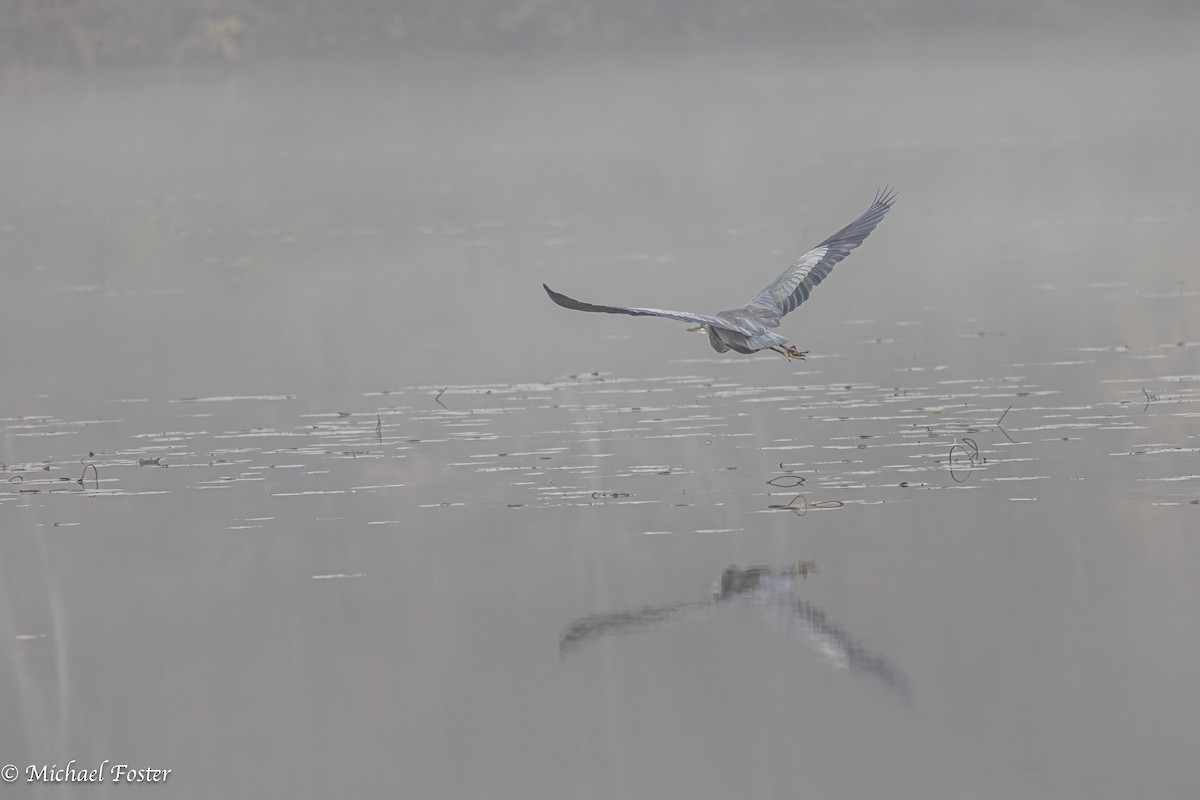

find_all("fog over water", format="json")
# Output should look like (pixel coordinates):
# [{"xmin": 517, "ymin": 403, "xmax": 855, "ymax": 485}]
[{"xmin": 1, "ymin": 10, "xmax": 1199, "ymax": 799}]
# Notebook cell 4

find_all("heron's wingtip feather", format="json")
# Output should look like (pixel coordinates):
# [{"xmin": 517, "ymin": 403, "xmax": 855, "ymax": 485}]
[
  {"xmin": 875, "ymin": 185, "xmax": 898, "ymax": 208},
  {"xmin": 543, "ymin": 283, "xmax": 573, "ymax": 308}
]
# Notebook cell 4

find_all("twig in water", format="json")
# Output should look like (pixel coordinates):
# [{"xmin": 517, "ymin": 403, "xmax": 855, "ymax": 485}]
[
  {"xmin": 434, "ymin": 388, "xmax": 448, "ymax": 409},
  {"xmin": 767, "ymin": 495, "xmax": 843, "ymax": 516},
  {"xmin": 78, "ymin": 463, "xmax": 99, "ymax": 490},
  {"xmin": 767, "ymin": 474, "xmax": 807, "ymax": 489},
  {"xmin": 768, "ymin": 494, "xmax": 808, "ymax": 515},
  {"xmin": 961, "ymin": 438, "xmax": 979, "ymax": 460},
  {"xmin": 948, "ymin": 437, "xmax": 974, "ymax": 483},
  {"xmin": 995, "ymin": 405, "xmax": 1016, "ymax": 444}
]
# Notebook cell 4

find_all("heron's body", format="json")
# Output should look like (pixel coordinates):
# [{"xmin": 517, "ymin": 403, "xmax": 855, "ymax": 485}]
[
  {"xmin": 704, "ymin": 307, "xmax": 788, "ymax": 354},
  {"xmin": 544, "ymin": 188, "xmax": 896, "ymax": 360}
]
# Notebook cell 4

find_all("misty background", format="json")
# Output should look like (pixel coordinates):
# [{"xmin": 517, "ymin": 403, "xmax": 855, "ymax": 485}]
[{"xmin": 5, "ymin": 0, "xmax": 1199, "ymax": 76}]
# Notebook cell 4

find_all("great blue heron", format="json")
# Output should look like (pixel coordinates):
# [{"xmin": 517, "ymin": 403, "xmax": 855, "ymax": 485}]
[{"xmin": 544, "ymin": 187, "xmax": 896, "ymax": 360}]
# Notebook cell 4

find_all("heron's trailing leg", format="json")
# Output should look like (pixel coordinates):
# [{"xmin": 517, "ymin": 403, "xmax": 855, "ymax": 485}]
[{"xmin": 770, "ymin": 345, "xmax": 808, "ymax": 361}]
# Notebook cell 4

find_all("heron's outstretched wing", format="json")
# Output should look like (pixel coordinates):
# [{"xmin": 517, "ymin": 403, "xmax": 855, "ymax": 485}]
[
  {"xmin": 559, "ymin": 600, "xmax": 715, "ymax": 656},
  {"xmin": 544, "ymin": 284, "xmax": 757, "ymax": 335},
  {"xmin": 782, "ymin": 598, "xmax": 911, "ymax": 699},
  {"xmin": 746, "ymin": 187, "xmax": 896, "ymax": 323}
]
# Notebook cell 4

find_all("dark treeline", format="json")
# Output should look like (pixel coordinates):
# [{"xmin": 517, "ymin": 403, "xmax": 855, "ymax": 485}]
[{"xmin": 3, "ymin": 0, "xmax": 1195, "ymax": 76}]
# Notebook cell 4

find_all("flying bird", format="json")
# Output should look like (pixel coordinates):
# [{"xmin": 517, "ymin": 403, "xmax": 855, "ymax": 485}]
[{"xmin": 544, "ymin": 187, "xmax": 896, "ymax": 360}]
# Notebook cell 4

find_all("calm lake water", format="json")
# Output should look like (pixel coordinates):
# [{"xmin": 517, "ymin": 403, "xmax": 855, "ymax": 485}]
[{"xmin": 2, "ymin": 36, "xmax": 1199, "ymax": 799}]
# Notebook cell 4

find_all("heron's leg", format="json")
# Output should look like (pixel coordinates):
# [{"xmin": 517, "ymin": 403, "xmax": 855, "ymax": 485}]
[{"xmin": 769, "ymin": 346, "xmax": 807, "ymax": 361}]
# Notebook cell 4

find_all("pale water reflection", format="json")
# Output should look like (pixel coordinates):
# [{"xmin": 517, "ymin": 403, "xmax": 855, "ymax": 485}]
[{"xmin": 561, "ymin": 562, "xmax": 911, "ymax": 699}]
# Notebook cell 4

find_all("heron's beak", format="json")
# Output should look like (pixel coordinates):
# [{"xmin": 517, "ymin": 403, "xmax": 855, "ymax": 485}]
[{"xmin": 686, "ymin": 325, "xmax": 706, "ymax": 333}]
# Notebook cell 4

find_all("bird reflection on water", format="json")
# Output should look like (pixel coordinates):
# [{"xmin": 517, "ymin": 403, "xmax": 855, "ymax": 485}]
[{"xmin": 560, "ymin": 563, "xmax": 909, "ymax": 699}]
